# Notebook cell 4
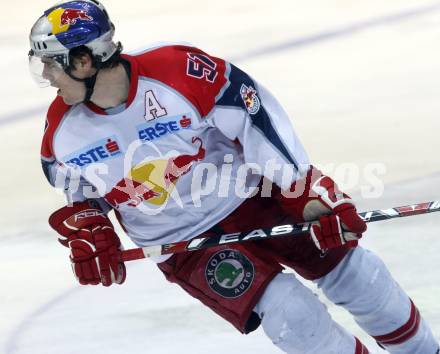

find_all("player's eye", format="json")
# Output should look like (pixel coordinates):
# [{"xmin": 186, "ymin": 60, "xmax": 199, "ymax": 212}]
[{"xmin": 42, "ymin": 58, "xmax": 55, "ymax": 67}]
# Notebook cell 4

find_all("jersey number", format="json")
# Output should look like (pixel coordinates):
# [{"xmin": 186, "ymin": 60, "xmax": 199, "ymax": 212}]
[{"xmin": 186, "ymin": 53, "xmax": 218, "ymax": 83}]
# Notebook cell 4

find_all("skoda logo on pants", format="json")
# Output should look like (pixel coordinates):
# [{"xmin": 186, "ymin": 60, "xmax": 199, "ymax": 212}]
[{"xmin": 205, "ymin": 249, "xmax": 254, "ymax": 298}]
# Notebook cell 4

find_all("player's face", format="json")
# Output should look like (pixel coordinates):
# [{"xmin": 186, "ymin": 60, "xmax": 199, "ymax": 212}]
[
  {"xmin": 29, "ymin": 55, "xmax": 65, "ymax": 88},
  {"xmin": 29, "ymin": 52, "xmax": 94, "ymax": 105},
  {"xmin": 42, "ymin": 59, "xmax": 88, "ymax": 105},
  {"xmin": 49, "ymin": 70, "xmax": 87, "ymax": 105}
]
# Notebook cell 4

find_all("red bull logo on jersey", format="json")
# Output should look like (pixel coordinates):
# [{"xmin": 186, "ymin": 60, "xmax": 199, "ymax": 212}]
[
  {"xmin": 240, "ymin": 84, "xmax": 261, "ymax": 115},
  {"xmin": 47, "ymin": 6, "xmax": 93, "ymax": 35},
  {"xmin": 137, "ymin": 114, "xmax": 192, "ymax": 142},
  {"xmin": 105, "ymin": 137, "xmax": 205, "ymax": 208},
  {"xmin": 62, "ymin": 136, "xmax": 122, "ymax": 167}
]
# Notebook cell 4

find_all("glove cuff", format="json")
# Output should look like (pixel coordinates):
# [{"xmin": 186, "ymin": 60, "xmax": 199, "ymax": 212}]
[{"xmin": 49, "ymin": 200, "xmax": 111, "ymax": 239}]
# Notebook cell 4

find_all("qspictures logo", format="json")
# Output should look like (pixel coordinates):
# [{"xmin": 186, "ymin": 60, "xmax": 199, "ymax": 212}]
[{"xmin": 205, "ymin": 249, "xmax": 254, "ymax": 298}]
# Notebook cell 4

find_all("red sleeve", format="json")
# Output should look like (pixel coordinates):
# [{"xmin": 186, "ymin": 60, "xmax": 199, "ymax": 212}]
[
  {"xmin": 134, "ymin": 45, "xmax": 228, "ymax": 118},
  {"xmin": 41, "ymin": 96, "xmax": 71, "ymax": 160}
]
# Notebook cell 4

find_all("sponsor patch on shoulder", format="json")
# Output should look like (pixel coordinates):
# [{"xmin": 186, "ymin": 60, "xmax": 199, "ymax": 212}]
[{"xmin": 240, "ymin": 84, "xmax": 261, "ymax": 115}]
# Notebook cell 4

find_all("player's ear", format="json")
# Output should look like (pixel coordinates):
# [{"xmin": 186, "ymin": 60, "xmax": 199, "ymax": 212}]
[{"xmin": 71, "ymin": 53, "xmax": 94, "ymax": 76}]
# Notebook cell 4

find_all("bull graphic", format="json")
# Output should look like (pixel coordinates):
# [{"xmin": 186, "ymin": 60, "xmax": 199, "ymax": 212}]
[
  {"xmin": 60, "ymin": 9, "xmax": 93, "ymax": 26},
  {"xmin": 163, "ymin": 136, "xmax": 205, "ymax": 187},
  {"xmin": 105, "ymin": 137, "xmax": 205, "ymax": 208},
  {"xmin": 105, "ymin": 177, "xmax": 159, "ymax": 208}
]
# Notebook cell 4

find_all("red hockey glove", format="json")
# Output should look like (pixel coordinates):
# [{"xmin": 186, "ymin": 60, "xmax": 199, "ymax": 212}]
[
  {"xmin": 280, "ymin": 167, "xmax": 367, "ymax": 250},
  {"xmin": 48, "ymin": 200, "xmax": 126, "ymax": 286}
]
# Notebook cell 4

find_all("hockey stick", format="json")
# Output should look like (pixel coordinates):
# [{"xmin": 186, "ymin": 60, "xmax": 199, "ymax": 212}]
[{"xmin": 119, "ymin": 201, "xmax": 440, "ymax": 262}]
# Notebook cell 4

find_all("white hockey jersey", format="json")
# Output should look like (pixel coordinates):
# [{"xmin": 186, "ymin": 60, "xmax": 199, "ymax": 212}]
[{"xmin": 41, "ymin": 44, "xmax": 309, "ymax": 249}]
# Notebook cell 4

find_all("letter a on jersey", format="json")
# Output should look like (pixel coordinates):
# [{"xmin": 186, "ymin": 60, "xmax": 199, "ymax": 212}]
[{"xmin": 144, "ymin": 90, "xmax": 167, "ymax": 121}]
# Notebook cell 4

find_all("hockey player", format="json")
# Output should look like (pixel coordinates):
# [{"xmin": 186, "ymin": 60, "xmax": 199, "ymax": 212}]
[{"xmin": 29, "ymin": 1, "xmax": 438, "ymax": 353}]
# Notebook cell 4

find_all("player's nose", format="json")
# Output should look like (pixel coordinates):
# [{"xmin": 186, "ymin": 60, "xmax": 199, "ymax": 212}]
[
  {"xmin": 42, "ymin": 64, "xmax": 51, "ymax": 80},
  {"xmin": 42, "ymin": 63, "xmax": 57, "ymax": 86}
]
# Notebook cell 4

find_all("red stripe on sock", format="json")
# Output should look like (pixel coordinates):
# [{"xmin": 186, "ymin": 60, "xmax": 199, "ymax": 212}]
[
  {"xmin": 355, "ymin": 337, "xmax": 370, "ymax": 354},
  {"xmin": 373, "ymin": 300, "xmax": 421, "ymax": 346}
]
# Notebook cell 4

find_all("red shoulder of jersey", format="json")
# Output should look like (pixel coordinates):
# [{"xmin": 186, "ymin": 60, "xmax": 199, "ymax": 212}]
[
  {"xmin": 131, "ymin": 45, "xmax": 228, "ymax": 117},
  {"xmin": 41, "ymin": 96, "xmax": 71, "ymax": 160}
]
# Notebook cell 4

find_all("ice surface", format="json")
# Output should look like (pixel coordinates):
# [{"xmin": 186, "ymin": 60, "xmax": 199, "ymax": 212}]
[{"xmin": 1, "ymin": 0, "xmax": 439, "ymax": 353}]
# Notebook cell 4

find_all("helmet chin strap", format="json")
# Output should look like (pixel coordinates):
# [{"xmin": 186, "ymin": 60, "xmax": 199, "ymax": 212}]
[{"xmin": 66, "ymin": 68, "xmax": 100, "ymax": 103}]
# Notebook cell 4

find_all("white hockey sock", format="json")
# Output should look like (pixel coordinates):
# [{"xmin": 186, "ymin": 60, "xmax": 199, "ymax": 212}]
[
  {"xmin": 316, "ymin": 247, "xmax": 438, "ymax": 354},
  {"xmin": 254, "ymin": 273, "xmax": 370, "ymax": 354}
]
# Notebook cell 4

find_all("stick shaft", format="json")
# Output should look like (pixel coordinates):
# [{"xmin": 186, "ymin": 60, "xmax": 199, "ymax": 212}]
[{"xmin": 120, "ymin": 200, "xmax": 440, "ymax": 262}]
